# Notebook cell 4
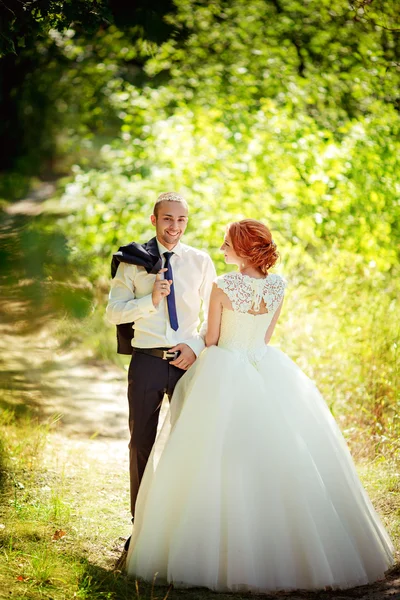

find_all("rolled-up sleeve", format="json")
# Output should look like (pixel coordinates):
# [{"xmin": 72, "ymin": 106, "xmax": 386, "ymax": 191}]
[{"xmin": 106, "ymin": 262, "xmax": 158, "ymax": 325}]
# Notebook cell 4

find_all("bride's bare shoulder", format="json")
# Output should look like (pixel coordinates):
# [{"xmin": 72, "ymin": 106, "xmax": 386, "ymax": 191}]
[{"xmin": 215, "ymin": 272, "xmax": 242, "ymax": 287}]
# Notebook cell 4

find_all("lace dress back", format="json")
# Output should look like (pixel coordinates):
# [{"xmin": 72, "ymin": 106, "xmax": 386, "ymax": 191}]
[{"xmin": 216, "ymin": 272, "xmax": 286, "ymax": 361}]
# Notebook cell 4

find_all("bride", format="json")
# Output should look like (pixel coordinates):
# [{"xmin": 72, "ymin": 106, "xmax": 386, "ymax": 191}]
[{"xmin": 126, "ymin": 219, "xmax": 394, "ymax": 592}]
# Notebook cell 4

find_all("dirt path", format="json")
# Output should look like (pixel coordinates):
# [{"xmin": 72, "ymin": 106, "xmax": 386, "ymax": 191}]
[
  {"xmin": 1, "ymin": 189, "xmax": 399, "ymax": 600},
  {"xmin": 1, "ymin": 183, "xmax": 132, "ymax": 440},
  {"xmin": 0, "ymin": 327, "xmax": 128, "ymax": 440}
]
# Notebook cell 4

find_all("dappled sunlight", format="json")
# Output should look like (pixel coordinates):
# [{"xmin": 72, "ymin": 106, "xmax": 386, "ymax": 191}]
[
  {"xmin": 0, "ymin": 329, "xmax": 128, "ymax": 440},
  {"xmin": 0, "ymin": 0, "xmax": 399, "ymax": 596}
]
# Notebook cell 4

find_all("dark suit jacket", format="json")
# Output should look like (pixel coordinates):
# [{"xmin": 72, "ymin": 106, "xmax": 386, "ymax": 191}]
[{"xmin": 111, "ymin": 237, "xmax": 162, "ymax": 354}]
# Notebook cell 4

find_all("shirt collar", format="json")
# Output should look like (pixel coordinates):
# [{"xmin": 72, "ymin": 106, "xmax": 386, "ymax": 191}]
[{"xmin": 156, "ymin": 239, "xmax": 183, "ymax": 258}]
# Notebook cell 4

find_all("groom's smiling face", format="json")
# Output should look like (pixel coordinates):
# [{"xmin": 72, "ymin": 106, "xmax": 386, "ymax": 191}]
[{"xmin": 151, "ymin": 201, "xmax": 189, "ymax": 250}]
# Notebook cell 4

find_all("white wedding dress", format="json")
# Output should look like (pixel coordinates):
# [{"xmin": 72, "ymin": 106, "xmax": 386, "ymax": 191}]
[{"xmin": 126, "ymin": 272, "xmax": 394, "ymax": 592}]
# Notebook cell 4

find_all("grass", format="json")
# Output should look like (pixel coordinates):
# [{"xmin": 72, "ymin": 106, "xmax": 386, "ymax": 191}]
[
  {"xmin": 0, "ymin": 405, "xmax": 131, "ymax": 600},
  {"xmin": 0, "ymin": 401, "xmax": 399, "ymax": 600},
  {"xmin": 55, "ymin": 303, "xmax": 129, "ymax": 369},
  {"xmin": 275, "ymin": 277, "xmax": 400, "ymax": 462}
]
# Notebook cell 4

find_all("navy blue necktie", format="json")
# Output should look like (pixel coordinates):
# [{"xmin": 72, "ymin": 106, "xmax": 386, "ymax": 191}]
[{"xmin": 163, "ymin": 252, "xmax": 179, "ymax": 331}]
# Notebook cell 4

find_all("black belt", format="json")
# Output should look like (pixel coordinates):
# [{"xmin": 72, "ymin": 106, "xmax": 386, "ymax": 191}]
[{"xmin": 133, "ymin": 347, "xmax": 179, "ymax": 361}]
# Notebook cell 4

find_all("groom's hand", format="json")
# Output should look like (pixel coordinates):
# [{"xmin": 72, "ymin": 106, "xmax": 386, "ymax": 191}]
[
  {"xmin": 152, "ymin": 268, "xmax": 172, "ymax": 308},
  {"xmin": 169, "ymin": 343, "xmax": 196, "ymax": 370}
]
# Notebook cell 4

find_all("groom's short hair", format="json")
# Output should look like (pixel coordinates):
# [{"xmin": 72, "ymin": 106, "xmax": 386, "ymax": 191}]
[{"xmin": 153, "ymin": 192, "xmax": 189, "ymax": 218}]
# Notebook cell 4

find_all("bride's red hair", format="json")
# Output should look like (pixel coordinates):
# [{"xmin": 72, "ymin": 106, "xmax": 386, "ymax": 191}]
[{"xmin": 227, "ymin": 219, "xmax": 279, "ymax": 274}]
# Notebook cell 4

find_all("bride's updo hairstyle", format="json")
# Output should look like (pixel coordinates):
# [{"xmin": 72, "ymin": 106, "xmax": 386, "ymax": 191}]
[{"xmin": 228, "ymin": 219, "xmax": 279, "ymax": 274}]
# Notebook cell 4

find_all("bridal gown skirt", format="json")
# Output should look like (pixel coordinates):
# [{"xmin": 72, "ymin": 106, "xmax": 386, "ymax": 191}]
[{"xmin": 126, "ymin": 345, "xmax": 394, "ymax": 592}]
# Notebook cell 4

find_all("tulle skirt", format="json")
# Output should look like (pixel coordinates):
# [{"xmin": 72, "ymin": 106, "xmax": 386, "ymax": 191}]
[{"xmin": 126, "ymin": 345, "xmax": 394, "ymax": 592}]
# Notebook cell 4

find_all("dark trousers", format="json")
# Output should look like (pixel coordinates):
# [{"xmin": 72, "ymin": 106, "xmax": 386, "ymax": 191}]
[{"xmin": 127, "ymin": 350, "xmax": 185, "ymax": 518}]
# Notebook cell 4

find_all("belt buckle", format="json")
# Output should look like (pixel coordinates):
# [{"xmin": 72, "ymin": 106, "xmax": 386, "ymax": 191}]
[{"xmin": 163, "ymin": 350, "xmax": 177, "ymax": 360}]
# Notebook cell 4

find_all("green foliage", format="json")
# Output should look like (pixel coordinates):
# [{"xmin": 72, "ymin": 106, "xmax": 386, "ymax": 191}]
[
  {"xmin": 61, "ymin": 96, "xmax": 400, "ymax": 275},
  {"xmin": 54, "ymin": 0, "xmax": 399, "ymax": 455},
  {"xmin": 54, "ymin": 0, "xmax": 399, "ymax": 273},
  {"xmin": 0, "ymin": 5, "xmax": 399, "ymax": 593},
  {"xmin": 150, "ymin": 0, "xmax": 400, "ymax": 125},
  {"xmin": 0, "ymin": 27, "xmax": 125, "ymax": 177},
  {"xmin": 0, "ymin": 0, "xmax": 399, "ymax": 452},
  {"xmin": 0, "ymin": 207, "xmax": 95, "ymax": 329},
  {"xmin": 0, "ymin": 0, "xmax": 112, "ymax": 57},
  {"xmin": 0, "ymin": 1, "xmax": 177, "ymax": 181}
]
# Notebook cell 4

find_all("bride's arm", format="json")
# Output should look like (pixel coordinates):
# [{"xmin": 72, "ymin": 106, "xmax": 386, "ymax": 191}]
[
  {"xmin": 264, "ymin": 298, "xmax": 284, "ymax": 344},
  {"xmin": 205, "ymin": 283, "xmax": 223, "ymax": 347}
]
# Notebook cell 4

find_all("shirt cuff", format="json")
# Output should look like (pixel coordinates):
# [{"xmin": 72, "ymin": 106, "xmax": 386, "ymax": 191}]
[
  {"xmin": 135, "ymin": 294, "xmax": 158, "ymax": 318},
  {"xmin": 183, "ymin": 336, "xmax": 205, "ymax": 358}
]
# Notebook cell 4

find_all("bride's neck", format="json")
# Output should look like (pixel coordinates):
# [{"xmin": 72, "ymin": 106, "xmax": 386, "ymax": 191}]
[{"xmin": 238, "ymin": 265, "xmax": 266, "ymax": 278}]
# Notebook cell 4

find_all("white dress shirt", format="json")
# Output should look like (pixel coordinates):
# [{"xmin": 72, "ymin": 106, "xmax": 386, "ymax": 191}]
[{"xmin": 106, "ymin": 239, "xmax": 217, "ymax": 356}]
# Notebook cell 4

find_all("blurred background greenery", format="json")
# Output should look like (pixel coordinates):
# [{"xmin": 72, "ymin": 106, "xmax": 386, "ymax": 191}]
[{"xmin": 0, "ymin": 0, "xmax": 399, "ymax": 458}]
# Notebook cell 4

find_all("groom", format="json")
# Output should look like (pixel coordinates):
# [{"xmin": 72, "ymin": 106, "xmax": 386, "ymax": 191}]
[{"xmin": 107, "ymin": 192, "xmax": 216, "ymax": 543}]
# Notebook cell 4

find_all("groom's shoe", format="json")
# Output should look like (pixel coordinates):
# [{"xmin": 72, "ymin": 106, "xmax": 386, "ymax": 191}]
[
  {"xmin": 124, "ymin": 536, "xmax": 131, "ymax": 551},
  {"xmin": 114, "ymin": 547, "xmax": 127, "ymax": 572},
  {"xmin": 114, "ymin": 537, "xmax": 130, "ymax": 572},
  {"xmin": 113, "ymin": 520, "xmax": 134, "ymax": 572},
  {"xmin": 124, "ymin": 516, "xmax": 134, "ymax": 551}
]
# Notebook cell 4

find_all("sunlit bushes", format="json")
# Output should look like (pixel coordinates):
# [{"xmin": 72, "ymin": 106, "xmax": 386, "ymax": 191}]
[
  {"xmin": 56, "ymin": 0, "xmax": 399, "ymax": 458},
  {"xmin": 58, "ymin": 97, "xmax": 400, "ymax": 459}
]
